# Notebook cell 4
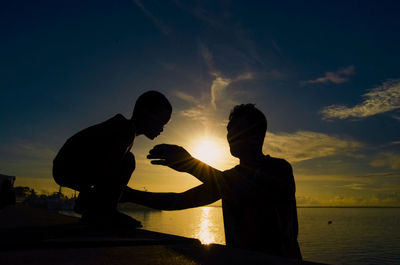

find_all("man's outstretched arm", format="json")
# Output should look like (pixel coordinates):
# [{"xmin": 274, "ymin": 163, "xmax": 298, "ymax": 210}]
[
  {"xmin": 147, "ymin": 144, "xmax": 226, "ymax": 186},
  {"xmin": 120, "ymin": 183, "xmax": 221, "ymax": 211}
]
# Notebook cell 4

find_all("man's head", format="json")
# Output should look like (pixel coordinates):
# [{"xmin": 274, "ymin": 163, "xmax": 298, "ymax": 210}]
[
  {"xmin": 132, "ymin": 91, "xmax": 172, "ymax": 139},
  {"xmin": 227, "ymin": 104, "xmax": 267, "ymax": 158}
]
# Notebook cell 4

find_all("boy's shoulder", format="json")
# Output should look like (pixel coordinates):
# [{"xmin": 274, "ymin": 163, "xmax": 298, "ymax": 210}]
[
  {"xmin": 104, "ymin": 113, "xmax": 126, "ymax": 124},
  {"xmin": 67, "ymin": 114, "xmax": 131, "ymax": 142},
  {"xmin": 95, "ymin": 114, "xmax": 131, "ymax": 130},
  {"xmin": 103, "ymin": 113, "xmax": 135, "ymax": 136}
]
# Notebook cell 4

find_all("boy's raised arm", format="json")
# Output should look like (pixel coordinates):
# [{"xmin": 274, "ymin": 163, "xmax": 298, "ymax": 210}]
[
  {"xmin": 147, "ymin": 144, "xmax": 224, "ymax": 185},
  {"xmin": 121, "ymin": 183, "xmax": 220, "ymax": 210}
]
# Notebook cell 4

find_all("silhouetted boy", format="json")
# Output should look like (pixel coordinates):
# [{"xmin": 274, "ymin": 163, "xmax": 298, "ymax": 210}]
[
  {"xmin": 53, "ymin": 91, "xmax": 172, "ymax": 226},
  {"xmin": 121, "ymin": 104, "xmax": 302, "ymax": 259}
]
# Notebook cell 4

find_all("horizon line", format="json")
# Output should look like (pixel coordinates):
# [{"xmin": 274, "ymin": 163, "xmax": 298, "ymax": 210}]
[{"xmin": 206, "ymin": 205, "xmax": 400, "ymax": 208}]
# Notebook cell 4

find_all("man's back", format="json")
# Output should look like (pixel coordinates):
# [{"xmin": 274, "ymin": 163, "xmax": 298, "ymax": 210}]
[{"xmin": 220, "ymin": 155, "xmax": 301, "ymax": 259}]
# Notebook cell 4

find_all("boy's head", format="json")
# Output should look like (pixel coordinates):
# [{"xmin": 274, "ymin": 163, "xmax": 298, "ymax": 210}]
[
  {"xmin": 227, "ymin": 104, "xmax": 267, "ymax": 158},
  {"xmin": 132, "ymin": 91, "xmax": 172, "ymax": 139}
]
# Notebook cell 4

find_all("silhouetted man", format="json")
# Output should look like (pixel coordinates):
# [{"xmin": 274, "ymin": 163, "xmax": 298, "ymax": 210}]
[
  {"xmin": 53, "ymin": 91, "xmax": 172, "ymax": 226},
  {"xmin": 121, "ymin": 104, "xmax": 302, "ymax": 259}
]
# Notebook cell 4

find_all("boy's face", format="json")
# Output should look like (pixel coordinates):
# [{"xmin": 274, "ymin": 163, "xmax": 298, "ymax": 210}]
[{"xmin": 139, "ymin": 108, "xmax": 171, "ymax": 140}]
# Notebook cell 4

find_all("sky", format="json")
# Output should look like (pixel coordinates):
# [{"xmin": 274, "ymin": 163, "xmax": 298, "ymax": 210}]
[{"xmin": 1, "ymin": 0, "xmax": 399, "ymax": 206}]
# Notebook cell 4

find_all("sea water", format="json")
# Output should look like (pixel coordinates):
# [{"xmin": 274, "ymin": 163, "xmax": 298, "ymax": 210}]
[{"xmin": 125, "ymin": 207, "xmax": 400, "ymax": 265}]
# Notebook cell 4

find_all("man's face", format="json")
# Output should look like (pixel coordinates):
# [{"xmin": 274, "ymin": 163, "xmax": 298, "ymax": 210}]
[
  {"xmin": 227, "ymin": 117, "xmax": 249, "ymax": 158},
  {"xmin": 139, "ymin": 108, "xmax": 171, "ymax": 140},
  {"xmin": 227, "ymin": 117, "xmax": 263, "ymax": 158}
]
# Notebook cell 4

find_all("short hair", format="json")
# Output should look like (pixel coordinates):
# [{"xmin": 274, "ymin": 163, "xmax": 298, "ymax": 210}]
[
  {"xmin": 228, "ymin": 104, "xmax": 267, "ymax": 136},
  {"xmin": 133, "ymin": 91, "xmax": 172, "ymax": 114}
]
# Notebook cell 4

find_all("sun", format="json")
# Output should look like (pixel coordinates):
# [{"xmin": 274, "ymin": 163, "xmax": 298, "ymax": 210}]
[{"xmin": 191, "ymin": 138, "xmax": 224, "ymax": 168}]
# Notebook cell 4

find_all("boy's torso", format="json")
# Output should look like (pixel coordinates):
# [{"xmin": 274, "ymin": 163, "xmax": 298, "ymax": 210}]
[{"xmin": 54, "ymin": 114, "xmax": 136, "ymax": 173}]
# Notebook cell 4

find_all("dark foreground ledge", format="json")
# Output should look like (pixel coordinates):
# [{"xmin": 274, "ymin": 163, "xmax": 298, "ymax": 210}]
[{"xmin": 0, "ymin": 205, "xmax": 327, "ymax": 265}]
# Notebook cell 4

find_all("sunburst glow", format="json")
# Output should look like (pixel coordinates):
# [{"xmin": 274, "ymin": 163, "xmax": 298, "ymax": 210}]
[{"xmin": 191, "ymin": 138, "xmax": 225, "ymax": 168}]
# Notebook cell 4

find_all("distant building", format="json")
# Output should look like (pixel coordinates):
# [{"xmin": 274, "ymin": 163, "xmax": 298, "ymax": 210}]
[{"xmin": 0, "ymin": 173, "xmax": 16, "ymax": 208}]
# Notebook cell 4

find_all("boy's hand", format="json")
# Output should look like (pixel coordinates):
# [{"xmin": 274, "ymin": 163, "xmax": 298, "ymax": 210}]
[{"xmin": 147, "ymin": 144, "xmax": 196, "ymax": 172}]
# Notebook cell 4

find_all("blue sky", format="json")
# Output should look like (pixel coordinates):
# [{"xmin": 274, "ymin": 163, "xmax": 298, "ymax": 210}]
[{"xmin": 1, "ymin": 0, "xmax": 399, "ymax": 206}]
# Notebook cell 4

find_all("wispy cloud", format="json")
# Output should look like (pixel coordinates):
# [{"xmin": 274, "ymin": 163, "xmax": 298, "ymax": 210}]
[
  {"xmin": 0, "ymin": 141, "xmax": 56, "ymax": 179},
  {"xmin": 174, "ymin": 0, "xmax": 226, "ymax": 29},
  {"xmin": 353, "ymin": 172, "xmax": 398, "ymax": 178},
  {"xmin": 133, "ymin": 0, "xmax": 170, "ymax": 35},
  {"xmin": 321, "ymin": 79, "xmax": 400, "ymax": 120},
  {"xmin": 199, "ymin": 43, "xmax": 215, "ymax": 71},
  {"xmin": 295, "ymin": 171, "xmax": 400, "ymax": 206},
  {"xmin": 177, "ymin": 73, "xmax": 238, "ymax": 126},
  {"xmin": 271, "ymin": 40, "xmax": 282, "ymax": 55},
  {"xmin": 210, "ymin": 75, "xmax": 231, "ymax": 110},
  {"xmin": 296, "ymin": 195, "xmax": 320, "ymax": 206},
  {"xmin": 264, "ymin": 131, "xmax": 363, "ymax": 163},
  {"xmin": 370, "ymin": 152, "xmax": 400, "ymax": 169},
  {"xmin": 343, "ymin": 183, "xmax": 366, "ymax": 190},
  {"xmin": 302, "ymin": 65, "xmax": 355, "ymax": 85},
  {"xmin": 176, "ymin": 43, "xmax": 257, "ymax": 130},
  {"xmin": 175, "ymin": 91, "xmax": 199, "ymax": 105},
  {"xmin": 180, "ymin": 104, "xmax": 209, "ymax": 124},
  {"xmin": 178, "ymin": 70, "xmax": 257, "ymax": 121},
  {"xmin": 391, "ymin": 113, "xmax": 400, "ymax": 121},
  {"xmin": 327, "ymin": 194, "xmax": 400, "ymax": 206}
]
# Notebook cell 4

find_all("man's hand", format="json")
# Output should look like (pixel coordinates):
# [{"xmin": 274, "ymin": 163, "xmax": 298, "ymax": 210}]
[{"xmin": 147, "ymin": 144, "xmax": 196, "ymax": 173}]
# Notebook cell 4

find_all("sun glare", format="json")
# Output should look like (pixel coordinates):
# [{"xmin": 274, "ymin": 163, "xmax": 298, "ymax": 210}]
[{"xmin": 191, "ymin": 138, "xmax": 224, "ymax": 168}]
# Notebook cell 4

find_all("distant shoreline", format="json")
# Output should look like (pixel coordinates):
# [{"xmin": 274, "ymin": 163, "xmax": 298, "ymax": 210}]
[
  {"xmin": 203, "ymin": 205, "xmax": 400, "ymax": 209},
  {"xmin": 297, "ymin": 206, "xmax": 400, "ymax": 208}
]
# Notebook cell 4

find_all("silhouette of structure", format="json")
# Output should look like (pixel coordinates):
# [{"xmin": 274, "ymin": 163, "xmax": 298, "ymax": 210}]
[
  {"xmin": 0, "ymin": 174, "xmax": 16, "ymax": 209},
  {"xmin": 53, "ymin": 91, "xmax": 172, "ymax": 226},
  {"xmin": 122, "ymin": 104, "xmax": 302, "ymax": 260}
]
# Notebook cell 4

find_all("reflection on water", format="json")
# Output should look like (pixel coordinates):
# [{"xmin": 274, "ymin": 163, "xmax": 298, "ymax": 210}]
[
  {"xmin": 195, "ymin": 207, "xmax": 215, "ymax": 244},
  {"xmin": 125, "ymin": 206, "xmax": 225, "ymax": 245},
  {"xmin": 124, "ymin": 207, "xmax": 400, "ymax": 265}
]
